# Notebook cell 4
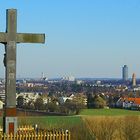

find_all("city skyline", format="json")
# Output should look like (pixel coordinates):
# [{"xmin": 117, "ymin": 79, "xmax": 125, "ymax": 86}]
[{"xmin": 0, "ymin": 1, "xmax": 140, "ymax": 78}]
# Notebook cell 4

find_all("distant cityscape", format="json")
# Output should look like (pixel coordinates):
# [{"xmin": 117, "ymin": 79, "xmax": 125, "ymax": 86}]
[{"xmin": 0, "ymin": 64, "xmax": 139, "ymax": 113}]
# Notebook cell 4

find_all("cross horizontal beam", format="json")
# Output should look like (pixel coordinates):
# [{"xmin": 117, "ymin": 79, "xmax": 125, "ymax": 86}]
[
  {"xmin": 17, "ymin": 33, "xmax": 45, "ymax": 43},
  {"xmin": 0, "ymin": 32, "xmax": 45, "ymax": 44}
]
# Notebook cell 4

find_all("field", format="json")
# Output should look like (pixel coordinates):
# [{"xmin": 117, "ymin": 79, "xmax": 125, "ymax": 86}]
[
  {"xmin": 1, "ymin": 109, "xmax": 140, "ymax": 128},
  {"xmin": 80, "ymin": 108, "xmax": 140, "ymax": 116},
  {"xmin": 18, "ymin": 116, "xmax": 92, "ymax": 140},
  {"xmin": 16, "ymin": 109, "xmax": 140, "ymax": 128},
  {"xmin": 18, "ymin": 116, "xmax": 82, "ymax": 129},
  {"xmin": 0, "ymin": 109, "xmax": 140, "ymax": 140}
]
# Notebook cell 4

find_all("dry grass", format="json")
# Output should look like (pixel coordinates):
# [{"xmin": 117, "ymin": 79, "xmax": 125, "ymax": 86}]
[{"xmin": 83, "ymin": 116, "xmax": 140, "ymax": 140}]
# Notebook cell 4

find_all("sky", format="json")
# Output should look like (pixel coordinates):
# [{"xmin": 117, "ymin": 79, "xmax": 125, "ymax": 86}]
[{"xmin": 0, "ymin": 0, "xmax": 140, "ymax": 79}]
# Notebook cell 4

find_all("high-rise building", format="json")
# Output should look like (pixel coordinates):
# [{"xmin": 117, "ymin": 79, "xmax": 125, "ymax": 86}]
[
  {"xmin": 132, "ymin": 73, "xmax": 136, "ymax": 87},
  {"xmin": 62, "ymin": 76, "xmax": 75, "ymax": 82},
  {"xmin": 122, "ymin": 65, "xmax": 128, "ymax": 81}
]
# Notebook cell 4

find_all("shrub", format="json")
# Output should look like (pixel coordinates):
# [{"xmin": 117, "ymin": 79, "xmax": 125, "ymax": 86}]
[
  {"xmin": 84, "ymin": 116, "xmax": 140, "ymax": 140},
  {"xmin": 84, "ymin": 117, "xmax": 117, "ymax": 140},
  {"xmin": 118, "ymin": 116, "xmax": 140, "ymax": 140}
]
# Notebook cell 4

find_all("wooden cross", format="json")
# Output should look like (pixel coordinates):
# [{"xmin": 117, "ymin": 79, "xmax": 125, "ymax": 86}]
[{"xmin": 0, "ymin": 9, "xmax": 45, "ymax": 134}]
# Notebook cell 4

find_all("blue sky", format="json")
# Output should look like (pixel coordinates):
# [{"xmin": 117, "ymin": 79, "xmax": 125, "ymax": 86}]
[{"xmin": 0, "ymin": 0, "xmax": 140, "ymax": 78}]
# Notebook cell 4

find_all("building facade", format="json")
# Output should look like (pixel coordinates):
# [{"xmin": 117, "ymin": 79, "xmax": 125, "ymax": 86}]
[
  {"xmin": 132, "ymin": 73, "xmax": 136, "ymax": 87},
  {"xmin": 122, "ymin": 65, "xmax": 128, "ymax": 81}
]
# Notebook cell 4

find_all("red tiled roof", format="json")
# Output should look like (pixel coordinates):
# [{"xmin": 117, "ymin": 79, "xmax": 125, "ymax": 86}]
[{"xmin": 124, "ymin": 98, "xmax": 140, "ymax": 105}]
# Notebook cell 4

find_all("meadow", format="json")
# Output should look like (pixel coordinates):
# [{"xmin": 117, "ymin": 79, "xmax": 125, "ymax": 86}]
[
  {"xmin": 18, "ymin": 116, "xmax": 82, "ymax": 129},
  {"xmin": 19, "ymin": 109, "xmax": 140, "ymax": 140},
  {"xmin": 16, "ymin": 109, "xmax": 140, "ymax": 128},
  {"xmin": 0, "ymin": 109, "xmax": 140, "ymax": 140},
  {"xmin": 80, "ymin": 108, "xmax": 140, "ymax": 116},
  {"xmin": 18, "ymin": 116, "xmax": 92, "ymax": 140}
]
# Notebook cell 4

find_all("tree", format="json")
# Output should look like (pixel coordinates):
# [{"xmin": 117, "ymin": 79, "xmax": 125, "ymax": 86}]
[
  {"xmin": 34, "ymin": 97, "xmax": 45, "ymax": 110},
  {"xmin": 63, "ymin": 100, "xmax": 84, "ymax": 115},
  {"xmin": 46, "ymin": 102, "xmax": 59, "ymax": 112},
  {"xmin": 93, "ymin": 95, "xmax": 106, "ymax": 108},
  {"xmin": 17, "ymin": 96, "xmax": 25, "ymax": 108},
  {"xmin": 87, "ymin": 93, "xmax": 94, "ymax": 108},
  {"xmin": 87, "ymin": 94, "xmax": 106, "ymax": 109}
]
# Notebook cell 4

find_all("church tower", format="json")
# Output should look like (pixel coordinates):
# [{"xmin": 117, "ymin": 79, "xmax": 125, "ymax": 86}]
[{"xmin": 132, "ymin": 73, "xmax": 136, "ymax": 87}]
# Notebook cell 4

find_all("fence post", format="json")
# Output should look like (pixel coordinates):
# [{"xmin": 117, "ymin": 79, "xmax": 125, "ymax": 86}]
[
  {"xmin": 15, "ymin": 133, "xmax": 18, "ymax": 140},
  {"xmin": 19, "ymin": 133, "xmax": 22, "ymax": 140},
  {"xmin": 0, "ymin": 133, "xmax": 2, "ymax": 140},
  {"xmin": 3, "ymin": 133, "xmax": 6, "ymax": 140},
  {"xmin": 52, "ymin": 130, "xmax": 55, "ymax": 140},
  {"xmin": 13, "ymin": 133, "xmax": 16, "ymax": 140},
  {"xmin": 40, "ymin": 132, "xmax": 43, "ymax": 140},
  {"xmin": 10, "ymin": 133, "xmax": 13, "ymax": 140},
  {"xmin": 31, "ymin": 133, "xmax": 34, "ymax": 140},
  {"xmin": 34, "ymin": 132, "xmax": 36, "ymax": 140},
  {"xmin": 50, "ymin": 131, "xmax": 52, "ymax": 140},
  {"xmin": 58, "ymin": 130, "xmax": 61, "ymax": 140},
  {"xmin": 62, "ymin": 130, "xmax": 64, "ymax": 140},
  {"xmin": 0, "ymin": 129, "xmax": 71, "ymax": 140},
  {"xmin": 37, "ymin": 132, "xmax": 40, "ymax": 140},
  {"xmin": 55, "ymin": 131, "xmax": 58, "ymax": 140},
  {"xmin": 43, "ymin": 132, "xmax": 46, "ymax": 140},
  {"xmin": 68, "ymin": 131, "xmax": 71, "ymax": 140}
]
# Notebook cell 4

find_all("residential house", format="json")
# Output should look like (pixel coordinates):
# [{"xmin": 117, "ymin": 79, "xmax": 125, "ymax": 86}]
[
  {"xmin": 58, "ymin": 94, "xmax": 74, "ymax": 104},
  {"xmin": 116, "ymin": 97, "xmax": 140, "ymax": 110}
]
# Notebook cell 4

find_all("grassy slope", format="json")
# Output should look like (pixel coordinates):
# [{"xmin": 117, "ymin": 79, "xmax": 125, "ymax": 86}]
[
  {"xmin": 18, "ymin": 116, "xmax": 82, "ymax": 129},
  {"xmin": 0, "ymin": 109, "xmax": 139, "ymax": 140},
  {"xmin": 0, "ymin": 116, "xmax": 81, "ymax": 130},
  {"xmin": 16, "ymin": 109, "xmax": 140, "ymax": 129},
  {"xmin": 80, "ymin": 108, "xmax": 140, "ymax": 116},
  {"xmin": 0, "ymin": 109, "xmax": 139, "ymax": 126}
]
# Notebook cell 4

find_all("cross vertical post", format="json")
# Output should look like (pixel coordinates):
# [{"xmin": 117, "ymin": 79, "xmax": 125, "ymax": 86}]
[
  {"xmin": 4, "ymin": 9, "xmax": 17, "ymax": 134},
  {"xmin": 0, "ymin": 9, "xmax": 45, "ymax": 134}
]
